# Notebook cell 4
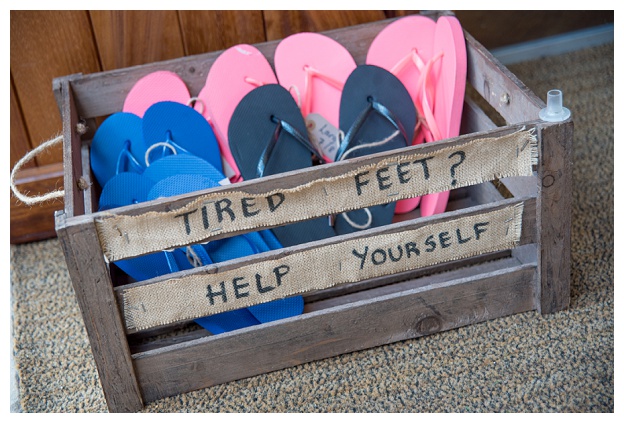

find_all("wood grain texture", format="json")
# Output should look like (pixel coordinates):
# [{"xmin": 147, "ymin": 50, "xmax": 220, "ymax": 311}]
[
  {"xmin": 10, "ymin": 76, "xmax": 33, "ymax": 169},
  {"xmin": 10, "ymin": 11, "xmax": 100, "ymax": 165},
  {"xmin": 59, "ymin": 78, "xmax": 85, "ymax": 218},
  {"xmin": 90, "ymin": 10, "xmax": 185, "ymax": 70},
  {"xmin": 465, "ymin": 31, "xmax": 545, "ymax": 125},
  {"xmin": 178, "ymin": 10, "xmax": 266, "ymax": 55},
  {"xmin": 10, "ymin": 163, "xmax": 64, "ymax": 244},
  {"xmin": 132, "ymin": 263, "xmax": 536, "ymax": 404},
  {"xmin": 537, "ymin": 122, "xmax": 573, "ymax": 314},
  {"xmin": 55, "ymin": 214, "xmax": 144, "ymax": 413},
  {"xmin": 55, "ymin": 18, "xmax": 394, "ymax": 118},
  {"xmin": 461, "ymin": 96, "xmax": 498, "ymax": 135},
  {"xmin": 263, "ymin": 10, "xmax": 387, "ymax": 40},
  {"xmin": 305, "ymin": 254, "xmax": 533, "ymax": 311}
]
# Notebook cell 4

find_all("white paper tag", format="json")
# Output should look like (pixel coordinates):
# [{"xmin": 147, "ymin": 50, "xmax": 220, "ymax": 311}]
[{"xmin": 306, "ymin": 113, "xmax": 340, "ymax": 162}]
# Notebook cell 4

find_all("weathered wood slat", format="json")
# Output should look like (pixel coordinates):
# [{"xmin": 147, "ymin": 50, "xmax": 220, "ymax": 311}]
[
  {"xmin": 303, "ymin": 250, "xmax": 522, "ymax": 313},
  {"xmin": 60, "ymin": 79, "xmax": 84, "ymax": 218},
  {"xmin": 81, "ymin": 142, "xmax": 97, "ymax": 214},
  {"xmin": 55, "ymin": 213, "xmax": 144, "ymax": 412},
  {"xmin": 465, "ymin": 181, "xmax": 506, "ymax": 204},
  {"xmin": 537, "ymin": 122, "xmax": 573, "ymax": 313},
  {"xmin": 305, "ymin": 254, "xmax": 531, "ymax": 311},
  {"xmin": 465, "ymin": 31, "xmax": 545, "ymax": 125},
  {"xmin": 126, "ymin": 250, "xmax": 515, "ymax": 354},
  {"xmin": 132, "ymin": 263, "xmax": 537, "ymax": 404},
  {"xmin": 461, "ymin": 96, "xmax": 498, "ymax": 134}
]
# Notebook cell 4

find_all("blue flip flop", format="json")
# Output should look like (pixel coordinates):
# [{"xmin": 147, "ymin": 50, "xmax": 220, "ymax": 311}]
[
  {"xmin": 228, "ymin": 83, "xmax": 337, "ymax": 248},
  {"xmin": 90, "ymin": 112, "xmax": 147, "ymax": 188},
  {"xmin": 142, "ymin": 154, "xmax": 227, "ymax": 185},
  {"xmin": 98, "ymin": 172, "xmax": 155, "ymax": 211},
  {"xmin": 142, "ymin": 101, "xmax": 223, "ymax": 174}
]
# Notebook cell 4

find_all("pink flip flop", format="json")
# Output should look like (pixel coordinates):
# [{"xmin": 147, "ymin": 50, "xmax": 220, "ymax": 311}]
[
  {"xmin": 197, "ymin": 44, "xmax": 278, "ymax": 183},
  {"xmin": 123, "ymin": 70, "xmax": 193, "ymax": 118},
  {"xmin": 366, "ymin": 15, "xmax": 437, "ymax": 213},
  {"xmin": 418, "ymin": 15, "xmax": 467, "ymax": 217},
  {"xmin": 274, "ymin": 32, "xmax": 356, "ymax": 161}
]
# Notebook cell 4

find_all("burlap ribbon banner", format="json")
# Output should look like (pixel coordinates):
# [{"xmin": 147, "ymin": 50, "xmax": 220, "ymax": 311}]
[
  {"xmin": 119, "ymin": 203, "xmax": 524, "ymax": 332},
  {"xmin": 96, "ymin": 129, "xmax": 537, "ymax": 262}
]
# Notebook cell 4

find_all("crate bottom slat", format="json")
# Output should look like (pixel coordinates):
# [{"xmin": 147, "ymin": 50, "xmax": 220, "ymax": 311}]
[{"xmin": 131, "ymin": 261, "xmax": 537, "ymax": 404}]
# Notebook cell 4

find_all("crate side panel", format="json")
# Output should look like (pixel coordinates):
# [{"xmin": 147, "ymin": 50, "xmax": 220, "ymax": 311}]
[
  {"xmin": 55, "ymin": 213, "xmax": 143, "ymax": 412},
  {"xmin": 537, "ymin": 122, "xmax": 573, "ymax": 313}
]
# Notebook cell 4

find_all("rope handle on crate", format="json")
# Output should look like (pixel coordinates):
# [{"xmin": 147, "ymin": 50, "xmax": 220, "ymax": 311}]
[{"xmin": 10, "ymin": 135, "xmax": 65, "ymax": 205}]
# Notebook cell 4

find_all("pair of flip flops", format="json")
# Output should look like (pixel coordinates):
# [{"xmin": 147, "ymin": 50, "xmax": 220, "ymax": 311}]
[
  {"xmin": 197, "ymin": 35, "xmax": 416, "ymax": 247},
  {"xmin": 367, "ymin": 15, "xmax": 467, "ymax": 215},
  {"xmin": 91, "ymin": 77, "xmax": 303, "ymax": 334}
]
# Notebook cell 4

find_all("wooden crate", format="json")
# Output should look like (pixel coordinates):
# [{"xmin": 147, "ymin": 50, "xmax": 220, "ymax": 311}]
[{"xmin": 54, "ymin": 12, "xmax": 572, "ymax": 412}]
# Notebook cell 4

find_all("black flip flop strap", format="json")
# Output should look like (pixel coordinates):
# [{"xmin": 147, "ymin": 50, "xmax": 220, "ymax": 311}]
[
  {"xmin": 335, "ymin": 98, "xmax": 409, "ymax": 161},
  {"xmin": 256, "ymin": 116, "xmax": 325, "ymax": 178}
]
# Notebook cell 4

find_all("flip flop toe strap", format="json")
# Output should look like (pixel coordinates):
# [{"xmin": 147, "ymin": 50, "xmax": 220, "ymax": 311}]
[
  {"xmin": 256, "ymin": 115, "xmax": 325, "ymax": 178},
  {"xmin": 335, "ymin": 97, "xmax": 408, "ymax": 161},
  {"xmin": 302, "ymin": 65, "xmax": 345, "ymax": 117},
  {"xmin": 332, "ymin": 97, "xmax": 408, "ymax": 231},
  {"xmin": 115, "ymin": 140, "xmax": 145, "ymax": 175}
]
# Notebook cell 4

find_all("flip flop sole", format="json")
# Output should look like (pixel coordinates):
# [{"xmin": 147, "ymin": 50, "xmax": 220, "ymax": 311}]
[
  {"xmin": 90, "ymin": 112, "xmax": 147, "ymax": 187},
  {"xmin": 420, "ymin": 16, "xmax": 467, "ymax": 217},
  {"xmin": 123, "ymin": 70, "xmax": 191, "ymax": 118},
  {"xmin": 148, "ymin": 173, "xmax": 302, "ymax": 329},
  {"xmin": 366, "ymin": 15, "xmax": 437, "ymax": 214},
  {"xmin": 199, "ymin": 44, "xmax": 279, "ymax": 182},
  {"xmin": 229, "ymin": 84, "xmax": 313, "ymax": 178},
  {"xmin": 335, "ymin": 65, "xmax": 416, "ymax": 234},
  {"xmin": 142, "ymin": 101, "xmax": 223, "ymax": 174},
  {"xmin": 142, "ymin": 154, "xmax": 226, "ymax": 185},
  {"xmin": 98, "ymin": 172, "xmax": 155, "ymax": 211},
  {"xmin": 339, "ymin": 65, "xmax": 415, "ymax": 158},
  {"xmin": 228, "ymin": 84, "xmax": 337, "ymax": 247},
  {"xmin": 366, "ymin": 15, "xmax": 436, "ymax": 106},
  {"xmin": 274, "ymin": 32, "xmax": 356, "ymax": 129}
]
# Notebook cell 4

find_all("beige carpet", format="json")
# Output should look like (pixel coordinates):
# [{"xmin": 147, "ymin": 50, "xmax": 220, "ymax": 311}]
[{"xmin": 10, "ymin": 42, "xmax": 614, "ymax": 413}]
